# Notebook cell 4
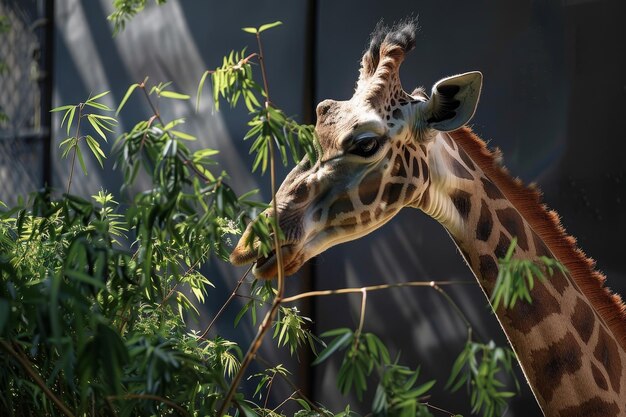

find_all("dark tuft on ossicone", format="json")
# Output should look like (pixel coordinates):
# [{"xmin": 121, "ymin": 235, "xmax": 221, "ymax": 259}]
[{"xmin": 364, "ymin": 17, "xmax": 418, "ymax": 74}]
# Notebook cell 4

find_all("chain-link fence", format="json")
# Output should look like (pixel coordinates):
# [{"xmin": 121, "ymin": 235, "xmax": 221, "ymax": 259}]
[{"xmin": 0, "ymin": 0, "xmax": 51, "ymax": 205}]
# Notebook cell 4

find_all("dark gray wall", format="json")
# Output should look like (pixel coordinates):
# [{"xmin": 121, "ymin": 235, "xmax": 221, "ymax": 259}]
[{"xmin": 50, "ymin": 1, "xmax": 626, "ymax": 416}]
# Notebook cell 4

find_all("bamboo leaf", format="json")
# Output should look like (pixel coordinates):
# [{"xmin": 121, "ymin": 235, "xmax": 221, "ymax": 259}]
[
  {"xmin": 312, "ymin": 331, "xmax": 352, "ymax": 365},
  {"xmin": 160, "ymin": 90, "xmax": 190, "ymax": 100},
  {"xmin": 88, "ymin": 114, "xmax": 107, "ymax": 140},
  {"xmin": 86, "ymin": 90, "xmax": 109, "ymax": 103},
  {"xmin": 50, "ymin": 104, "xmax": 74, "ymax": 112},
  {"xmin": 66, "ymin": 106, "xmax": 76, "ymax": 136},
  {"xmin": 76, "ymin": 145, "xmax": 88, "ymax": 175},
  {"xmin": 170, "ymin": 130, "xmax": 196, "ymax": 141},
  {"xmin": 196, "ymin": 70, "xmax": 210, "ymax": 111},
  {"xmin": 116, "ymin": 83, "xmax": 138, "ymax": 115},
  {"xmin": 258, "ymin": 21, "xmax": 282, "ymax": 33}
]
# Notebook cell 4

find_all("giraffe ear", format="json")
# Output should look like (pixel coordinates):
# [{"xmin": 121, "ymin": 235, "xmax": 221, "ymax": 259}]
[{"xmin": 423, "ymin": 71, "xmax": 482, "ymax": 132}]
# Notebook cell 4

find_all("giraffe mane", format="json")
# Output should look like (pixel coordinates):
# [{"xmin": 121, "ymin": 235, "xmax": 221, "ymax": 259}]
[{"xmin": 450, "ymin": 126, "xmax": 626, "ymax": 349}]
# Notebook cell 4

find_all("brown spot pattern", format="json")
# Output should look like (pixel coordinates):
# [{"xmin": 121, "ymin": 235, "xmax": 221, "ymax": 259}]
[
  {"xmin": 530, "ymin": 332, "xmax": 582, "ymax": 404},
  {"xmin": 446, "ymin": 155, "xmax": 474, "ymax": 180},
  {"xmin": 507, "ymin": 281, "xmax": 560, "ymax": 334},
  {"xmin": 442, "ymin": 133, "xmax": 456, "ymax": 149},
  {"xmin": 476, "ymin": 199, "xmax": 492, "ymax": 241},
  {"xmin": 391, "ymin": 154, "xmax": 406, "ymax": 177},
  {"xmin": 450, "ymin": 189, "xmax": 472, "ymax": 220},
  {"xmin": 557, "ymin": 397, "xmax": 620, "ymax": 417},
  {"xmin": 494, "ymin": 232, "xmax": 511, "ymax": 260},
  {"xmin": 358, "ymin": 171, "xmax": 382, "ymax": 206},
  {"xmin": 533, "ymin": 231, "xmax": 550, "ymax": 257},
  {"xmin": 530, "ymin": 231, "xmax": 569, "ymax": 293},
  {"xmin": 458, "ymin": 147, "xmax": 476, "ymax": 171},
  {"xmin": 360, "ymin": 211, "xmax": 370, "ymax": 224},
  {"xmin": 328, "ymin": 195, "xmax": 354, "ymax": 222},
  {"xmin": 382, "ymin": 182, "xmax": 403, "ymax": 206},
  {"xmin": 495, "ymin": 207, "xmax": 529, "ymax": 251},
  {"xmin": 479, "ymin": 254, "xmax": 498, "ymax": 291},
  {"xmin": 549, "ymin": 269, "xmax": 570, "ymax": 294},
  {"xmin": 481, "ymin": 177, "xmax": 504, "ymax": 199},
  {"xmin": 411, "ymin": 156, "xmax": 420, "ymax": 178},
  {"xmin": 593, "ymin": 326, "xmax": 622, "ymax": 393},
  {"xmin": 572, "ymin": 297, "xmax": 595, "ymax": 344},
  {"xmin": 591, "ymin": 362, "xmax": 609, "ymax": 391},
  {"xmin": 420, "ymin": 159, "xmax": 429, "ymax": 182}
]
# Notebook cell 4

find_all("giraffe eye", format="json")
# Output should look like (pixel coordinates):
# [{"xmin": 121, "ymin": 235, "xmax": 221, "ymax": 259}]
[{"xmin": 350, "ymin": 135, "xmax": 380, "ymax": 158}]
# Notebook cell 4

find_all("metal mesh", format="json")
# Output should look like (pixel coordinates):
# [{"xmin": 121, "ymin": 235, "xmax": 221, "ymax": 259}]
[{"xmin": 0, "ymin": 0, "xmax": 45, "ymax": 205}]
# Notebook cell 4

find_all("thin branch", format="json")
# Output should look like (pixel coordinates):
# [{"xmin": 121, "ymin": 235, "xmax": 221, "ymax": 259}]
[
  {"xmin": 199, "ymin": 264, "xmax": 252, "ymax": 339},
  {"xmin": 431, "ymin": 282, "xmax": 474, "ymax": 342},
  {"xmin": 0, "ymin": 340, "xmax": 75, "ymax": 417},
  {"xmin": 256, "ymin": 354, "xmax": 324, "ymax": 415},
  {"xmin": 106, "ymin": 394, "xmax": 188, "ymax": 416},
  {"xmin": 138, "ymin": 82, "xmax": 211, "ymax": 184},
  {"xmin": 421, "ymin": 400, "xmax": 461, "ymax": 416},
  {"xmin": 281, "ymin": 280, "xmax": 475, "ymax": 303},
  {"xmin": 351, "ymin": 288, "xmax": 367, "ymax": 353},
  {"xmin": 217, "ymin": 30, "xmax": 286, "ymax": 417}
]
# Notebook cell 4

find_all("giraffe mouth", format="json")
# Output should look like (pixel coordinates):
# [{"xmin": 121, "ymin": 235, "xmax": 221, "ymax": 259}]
[{"xmin": 252, "ymin": 244, "xmax": 301, "ymax": 279}]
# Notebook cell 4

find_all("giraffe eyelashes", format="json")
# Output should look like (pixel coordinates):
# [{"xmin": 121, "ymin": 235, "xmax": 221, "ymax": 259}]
[{"xmin": 349, "ymin": 134, "xmax": 382, "ymax": 158}]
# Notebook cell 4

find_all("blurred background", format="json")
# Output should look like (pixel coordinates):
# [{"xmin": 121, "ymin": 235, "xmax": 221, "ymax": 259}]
[{"xmin": 1, "ymin": 0, "xmax": 625, "ymax": 416}]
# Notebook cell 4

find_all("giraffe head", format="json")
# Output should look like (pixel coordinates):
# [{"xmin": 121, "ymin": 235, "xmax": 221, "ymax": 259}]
[{"xmin": 231, "ymin": 21, "xmax": 483, "ymax": 279}]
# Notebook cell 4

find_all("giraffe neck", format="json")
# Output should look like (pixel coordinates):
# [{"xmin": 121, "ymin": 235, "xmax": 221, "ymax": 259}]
[{"xmin": 416, "ymin": 129, "xmax": 626, "ymax": 417}]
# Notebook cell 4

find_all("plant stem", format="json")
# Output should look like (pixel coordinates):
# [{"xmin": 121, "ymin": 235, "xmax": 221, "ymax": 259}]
[
  {"xmin": 106, "ymin": 394, "xmax": 188, "ymax": 416},
  {"xmin": 430, "ymin": 282, "xmax": 474, "ymax": 342},
  {"xmin": 198, "ymin": 264, "xmax": 252, "ymax": 339},
  {"xmin": 256, "ymin": 354, "xmax": 324, "ymax": 414},
  {"xmin": 355, "ymin": 288, "xmax": 367, "ymax": 339},
  {"xmin": 422, "ymin": 400, "xmax": 460, "ymax": 416},
  {"xmin": 66, "ymin": 104, "xmax": 83, "ymax": 194},
  {"xmin": 0, "ymin": 340, "xmax": 76, "ymax": 417},
  {"xmin": 217, "ymin": 31, "xmax": 286, "ymax": 417},
  {"xmin": 280, "ymin": 280, "xmax": 475, "ymax": 303},
  {"xmin": 138, "ymin": 83, "xmax": 211, "ymax": 184}
]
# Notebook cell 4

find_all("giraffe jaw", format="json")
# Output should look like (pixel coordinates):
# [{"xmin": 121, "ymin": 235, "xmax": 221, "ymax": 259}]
[
  {"xmin": 251, "ymin": 244, "xmax": 304, "ymax": 279},
  {"xmin": 230, "ymin": 235, "xmax": 306, "ymax": 280}
]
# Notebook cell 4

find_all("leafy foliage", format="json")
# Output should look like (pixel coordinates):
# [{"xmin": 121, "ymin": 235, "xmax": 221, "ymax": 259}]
[
  {"xmin": 108, "ymin": 0, "xmax": 169, "ymax": 35},
  {"xmin": 446, "ymin": 340, "xmax": 519, "ymax": 417},
  {"xmin": 491, "ymin": 237, "xmax": 567, "ymax": 310},
  {"xmin": 372, "ymin": 363, "xmax": 436, "ymax": 417}
]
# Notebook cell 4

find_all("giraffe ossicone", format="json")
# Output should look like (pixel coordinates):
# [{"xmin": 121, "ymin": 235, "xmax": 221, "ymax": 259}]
[{"xmin": 231, "ymin": 20, "xmax": 626, "ymax": 417}]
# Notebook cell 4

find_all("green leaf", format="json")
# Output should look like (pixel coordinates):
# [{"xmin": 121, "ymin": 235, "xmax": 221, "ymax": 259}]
[
  {"xmin": 51, "ymin": 104, "xmax": 74, "ymax": 112},
  {"xmin": 85, "ymin": 135, "xmax": 106, "ymax": 168},
  {"xmin": 86, "ymin": 90, "xmax": 110, "ymax": 102},
  {"xmin": 65, "ymin": 269, "xmax": 106, "ymax": 289},
  {"xmin": 170, "ymin": 130, "xmax": 196, "ymax": 141},
  {"xmin": 312, "ymin": 330, "xmax": 352, "ymax": 365},
  {"xmin": 76, "ymin": 145, "xmax": 88, "ymax": 175},
  {"xmin": 116, "ymin": 83, "xmax": 138, "ymax": 115},
  {"xmin": 160, "ymin": 90, "xmax": 190, "ymax": 100},
  {"xmin": 87, "ymin": 114, "xmax": 107, "ymax": 140},
  {"xmin": 196, "ymin": 70, "xmax": 210, "ymax": 111},
  {"xmin": 66, "ymin": 106, "xmax": 76, "ymax": 136},
  {"xmin": 258, "ymin": 21, "xmax": 282, "ymax": 33},
  {"xmin": 241, "ymin": 27, "xmax": 257, "ymax": 34}
]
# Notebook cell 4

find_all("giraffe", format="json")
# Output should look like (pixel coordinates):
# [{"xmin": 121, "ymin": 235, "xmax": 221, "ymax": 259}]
[{"xmin": 230, "ymin": 20, "xmax": 626, "ymax": 416}]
